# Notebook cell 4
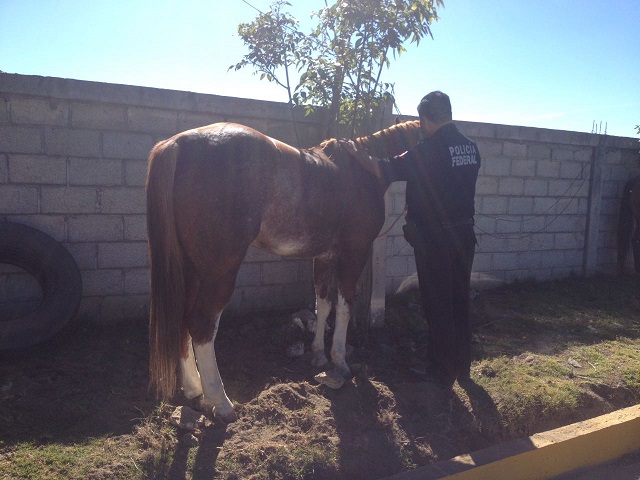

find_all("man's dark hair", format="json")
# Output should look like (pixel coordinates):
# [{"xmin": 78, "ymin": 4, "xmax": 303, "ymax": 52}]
[{"xmin": 417, "ymin": 91, "xmax": 452, "ymax": 123}]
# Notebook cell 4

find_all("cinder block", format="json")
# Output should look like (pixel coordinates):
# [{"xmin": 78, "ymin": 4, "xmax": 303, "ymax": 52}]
[
  {"xmin": 536, "ymin": 159, "xmax": 561, "ymax": 178},
  {"xmin": 8, "ymin": 155, "xmax": 66, "ymax": 184},
  {"xmin": 103, "ymin": 132, "xmax": 155, "ymax": 160},
  {"xmin": 548, "ymin": 179, "xmax": 576, "ymax": 197},
  {"xmin": 124, "ymin": 215, "xmax": 148, "ymax": 241},
  {"xmin": 475, "ymin": 176, "xmax": 499, "ymax": 195},
  {"xmin": 64, "ymin": 242, "xmax": 98, "ymax": 270},
  {"xmin": 98, "ymin": 242, "xmax": 149, "ymax": 268},
  {"xmin": 490, "ymin": 252, "xmax": 518, "ymax": 270},
  {"xmin": 41, "ymin": 187, "xmax": 98, "ymax": 213},
  {"xmin": 511, "ymin": 159, "xmax": 536, "ymax": 177},
  {"xmin": 554, "ymin": 233, "xmax": 582, "ymax": 250},
  {"xmin": 387, "ymin": 255, "xmax": 410, "ymax": 277},
  {"xmin": 99, "ymin": 187, "xmax": 146, "ymax": 214},
  {"xmin": 262, "ymin": 261, "xmax": 301, "ymax": 285},
  {"xmin": 517, "ymin": 251, "xmax": 542, "ymax": 269},
  {"xmin": 503, "ymin": 142, "xmax": 527, "ymax": 158},
  {"xmin": 178, "ymin": 112, "xmax": 223, "ymax": 132},
  {"xmin": 0, "ymin": 97, "xmax": 9, "ymax": 123},
  {"xmin": 236, "ymin": 262, "xmax": 262, "ymax": 287},
  {"xmin": 498, "ymin": 177, "xmax": 525, "ymax": 196},
  {"xmin": 245, "ymin": 246, "xmax": 282, "ymax": 262},
  {"xmin": 0, "ymin": 154, "xmax": 8, "ymax": 182},
  {"xmin": 67, "ymin": 215, "xmax": 123, "ymax": 241},
  {"xmin": 471, "ymin": 252, "xmax": 491, "ymax": 272},
  {"xmin": 560, "ymin": 161, "xmax": 590, "ymax": 180},
  {"xmin": 552, "ymin": 148, "xmax": 575, "ymax": 161},
  {"xmin": 0, "ymin": 125, "xmax": 43, "ymax": 154},
  {"xmin": 11, "ymin": 97, "xmax": 69, "ymax": 126},
  {"xmin": 507, "ymin": 196, "xmax": 534, "ymax": 215},
  {"xmin": 81, "ymin": 269, "xmax": 123, "ymax": 296},
  {"xmin": 0, "ymin": 186, "xmax": 39, "ymax": 213},
  {"xmin": 538, "ymin": 128, "xmax": 573, "ymax": 144},
  {"xmin": 475, "ymin": 140, "xmax": 502, "ymax": 157},
  {"xmin": 574, "ymin": 148, "xmax": 592, "ymax": 163},
  {"xmin": 69, "ymin": 157, "xmax": 122, "ymax": 186},
  {"xmin": 125, "ymin": 160, "xmax": 148, "ymax": 186},
  {"xmin": 528, "ymin": 144, "xmax": 551, "ymax": 160},
  {"xmin": 124, "ymin": 268, "xmax": 150, "ymax": 294},
  {"xmin": 240, "ymin": 285, "xmax": 284, "ymax": 311},
  {"xmin": 495, "ymin": 216, "xmax": 523, "ymax": 234},
  {"xmin": 483, "ymin": 157, "xmax": 511, "ymax": 176},
  {"xmin": 128, "ymin": 106, "xmax": 178, "ymax": 133},
  {"xmin": 45, "ymin": 128, "xmax": 101, "ymax": 157},
  {"xmin": 480, "ymin": 195, "xmax": 508, "ymax": 215},
  {"xmin": 523, "ymin": 178, "xmax": 548, "ymax": 196},
  {"xmin": 71, "ymin": 102, "xmax": 127, "ymax": 130}
]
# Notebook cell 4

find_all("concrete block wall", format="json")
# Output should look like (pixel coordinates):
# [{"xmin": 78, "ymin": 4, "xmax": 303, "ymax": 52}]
[
  {"xmin": 0, "ymin": 73, "xmax": 325, "ymax": 323},
  {"xmin": 1, "ymin": 73, "xmax": 639, "ymax": 323},
  {"xmin": 383, "ymin": 120, "xmax": 640, "ymax": 292}
]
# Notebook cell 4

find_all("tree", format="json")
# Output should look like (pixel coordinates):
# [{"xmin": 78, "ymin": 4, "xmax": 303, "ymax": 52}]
[{"xmin": 231, "ymin": 0, "xmax": 443, "ymax": 138}]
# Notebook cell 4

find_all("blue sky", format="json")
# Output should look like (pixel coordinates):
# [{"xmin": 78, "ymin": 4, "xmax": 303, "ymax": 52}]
[{"xmin": 1, "ymin": 0, "xmax": 638, "ymax": 137}]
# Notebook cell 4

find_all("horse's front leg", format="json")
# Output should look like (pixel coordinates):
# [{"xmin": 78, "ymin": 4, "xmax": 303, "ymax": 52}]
[
  {"xmin": 329, "ymin": 291, "xmax": 352, "ymax": 379},
  {"xmin": 191, "ymin": 315, "xmax": 237, "ymax": 423},
  {"xmin": 311, "ymin": 295, "xmax": 331, "ymax": 368}
]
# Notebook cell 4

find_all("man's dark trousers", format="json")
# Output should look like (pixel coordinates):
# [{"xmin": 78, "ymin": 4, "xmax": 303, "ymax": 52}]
[{"xmin": 413, "ymin": 222, "xmax": 476, "ymax": 385}]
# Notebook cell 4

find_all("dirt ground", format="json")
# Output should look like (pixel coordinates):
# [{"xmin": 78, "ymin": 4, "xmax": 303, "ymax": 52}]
[{"xmin": 1, "ymin": 276, "xmax": 639, "ymax": 479}]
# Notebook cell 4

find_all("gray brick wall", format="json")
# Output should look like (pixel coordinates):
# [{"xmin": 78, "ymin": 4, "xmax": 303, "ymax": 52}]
[
  {"xmin": 1, "ymin": 73, "xmax": 639, "ymax": 324},
  {"xmin": 383, "ymin": 120, "xmax": 639, "ymax": 292}
]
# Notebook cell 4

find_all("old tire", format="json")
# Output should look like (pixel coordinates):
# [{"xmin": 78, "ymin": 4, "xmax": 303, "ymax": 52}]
[{"xmin": 0, "ymin": 222, "xmax": 82, "ymax": 350}]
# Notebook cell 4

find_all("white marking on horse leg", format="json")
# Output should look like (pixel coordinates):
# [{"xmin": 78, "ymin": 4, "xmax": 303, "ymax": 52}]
[
  {"xmin": 330, "ymin": 291, "xmax": 352, "ymax": 378},
  {"xmin": 180, "ymin": 335, "xmax": 203, "ymax": 400},
  {"xmin": 311, "ymin": 295, "xmax": 331, "ymax": 367},
  {"xmin": 192, "ymin": 318, "xmax": 237, "ymax": 423}
]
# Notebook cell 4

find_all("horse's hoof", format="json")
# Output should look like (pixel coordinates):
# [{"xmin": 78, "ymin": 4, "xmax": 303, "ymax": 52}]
[
  {"xmin": 311, "ymin": 351, "xmax": 329, "ymax": 368},
  {"xmin": 314, "ymin": 370, "xmax": 346, "ymax": 389},
  {"xmin": 214, "ymin": 407, "xmax": 238, "ymax": 424},
  {"xmin": 188, "ymin": 394, "xmax": 206, "ymax": 412}
]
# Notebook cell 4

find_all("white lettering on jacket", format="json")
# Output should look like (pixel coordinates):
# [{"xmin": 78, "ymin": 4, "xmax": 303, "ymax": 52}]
[{"xmin": 449, "ymin": 144, "xmax": 478, "ymax": 167}]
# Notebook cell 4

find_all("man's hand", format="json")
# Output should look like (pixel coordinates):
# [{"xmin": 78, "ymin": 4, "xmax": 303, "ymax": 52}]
[{"xmin": 339, "ymin": 139, "xmax": 383, "ymax": 180}]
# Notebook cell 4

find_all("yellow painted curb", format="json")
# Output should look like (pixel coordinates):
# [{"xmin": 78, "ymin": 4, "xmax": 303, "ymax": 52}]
[{"xmin": 386, "ymin": 404, "xmax": 640, "ymax": 480}]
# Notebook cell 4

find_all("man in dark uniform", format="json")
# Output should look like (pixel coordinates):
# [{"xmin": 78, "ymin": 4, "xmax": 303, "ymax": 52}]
[{"xmin": 345, "ymin": 91, "xmax": 481, "ymax": 388}]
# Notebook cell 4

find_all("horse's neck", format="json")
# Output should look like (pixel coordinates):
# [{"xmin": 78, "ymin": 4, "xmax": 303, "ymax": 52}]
[{"xmin": 356, "ymin": 120, "xmax": 421, "ymax": 158}]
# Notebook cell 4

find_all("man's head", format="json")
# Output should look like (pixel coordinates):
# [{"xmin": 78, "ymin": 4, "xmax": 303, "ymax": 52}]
[{"xmin": 417, "ymin": 91, "xmax": 452, "ymax": 137}]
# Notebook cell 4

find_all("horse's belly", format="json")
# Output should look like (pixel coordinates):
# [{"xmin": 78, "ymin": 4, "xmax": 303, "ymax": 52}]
[{"xmin": 253, "ymin": 230, "xmax": 336, "ymax": 259}]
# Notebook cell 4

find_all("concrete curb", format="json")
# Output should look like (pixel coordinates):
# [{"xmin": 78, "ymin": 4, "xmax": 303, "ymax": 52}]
[{"xmin": 385, "ymin": 404, "xmax": 640, "ymax": 480}]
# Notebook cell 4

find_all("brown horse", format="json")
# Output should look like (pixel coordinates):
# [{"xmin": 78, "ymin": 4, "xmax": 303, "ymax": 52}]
[
  {"xmin": 146, "ymin": 120, "xmax": 421, "ymax": 422},
  {"xmin": 617, "ymin": 174, "xmax": 640, "ymax": 274}
]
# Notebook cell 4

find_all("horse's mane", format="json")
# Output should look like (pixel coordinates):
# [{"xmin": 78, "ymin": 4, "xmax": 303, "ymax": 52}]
[
  {"xmin": 312, "ymin": 120, "xmax": 421, "ymax": 164},
  {"xmin": 356, "ymin": 120, "xmax": 422, "ymax": 159}
]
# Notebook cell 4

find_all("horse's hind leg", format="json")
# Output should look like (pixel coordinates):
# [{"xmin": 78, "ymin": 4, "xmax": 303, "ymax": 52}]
[
  {"xmin": 192, "ymin": 324, "xmax": 236, "ymax": 423},
  {"xmin": 186, "ymin": 272, "xmax": 239, "ymax": 423},
  {"xmin": 180, "ymin": 336, "xmax": 202, "ymax": 401}
]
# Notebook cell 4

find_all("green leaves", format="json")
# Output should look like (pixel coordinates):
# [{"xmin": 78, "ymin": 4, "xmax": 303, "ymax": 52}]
[{"xmin": 233, "ymin": 0, "xmax": 444, "ymax": 136}]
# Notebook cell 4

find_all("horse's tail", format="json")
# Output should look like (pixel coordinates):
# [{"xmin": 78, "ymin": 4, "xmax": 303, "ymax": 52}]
[
  {"xmin": 146, "ymin": 138, "xmax": 186, "ymax": 399},
  {"xmin": 616, "ymin": 177, "xmax": 635, "ymax": 274}
]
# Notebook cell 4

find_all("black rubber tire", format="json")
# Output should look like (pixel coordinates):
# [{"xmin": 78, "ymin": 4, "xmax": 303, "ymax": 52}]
[{"xmin": 0, "ymin": 222, "xmax": 82, "ymax": 350}]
